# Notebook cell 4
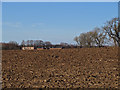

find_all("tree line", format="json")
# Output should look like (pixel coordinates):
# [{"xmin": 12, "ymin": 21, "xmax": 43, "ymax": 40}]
[
  {"xmin": 74, "ymin": 18, "xmax": 120, "ymax": 47},
  {"xmin": 1, "ymin": 41, "xmax": 20, "ymax": 50},
  {"xmin": 1, "ymin": 40, "xmax": 76, "ymax": 50},
  {"xmin": 21, "ymin": 40, "xmax": 51, "ymax": 47}
]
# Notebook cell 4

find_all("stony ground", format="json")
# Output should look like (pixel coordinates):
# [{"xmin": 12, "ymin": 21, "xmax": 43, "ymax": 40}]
[{"xmin": 2, "ymin": 47, "xmax": 119, "ymax": 88}]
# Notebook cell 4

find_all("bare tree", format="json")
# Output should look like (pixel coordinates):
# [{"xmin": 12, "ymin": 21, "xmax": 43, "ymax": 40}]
[
  {"xmin": 74, "ymin": 32, "xmax": 96, "ymax": 47},
  {"xmin": 45, "ymin": 41, "xmax": 52, "ymax": 46},
  {"xmin": 60, "ymin": 42, "xmax": 69, "ymax": 46},
  {"xmin": 74, "ymin": 33, "xmax": 87, "ymax": 47},
  {"xmin": 21, "ymin": 40, "xmax": 25, "ymax": 47},
  {"xmin": 5, "ymin": 41, "xmax": 20, "ymax": 50},
  {"xmin": 38, "ymin": 40, "xmax": 44, "ymax": 47},
  {"xmin": 78, "ymin": 32, "xmax": 95, "ymax": 47},
  {"xmin": 103, "ymin": 18, "xmax": 120, "ymax": 46},
  {"xmin": 78, "ymin": 33, "xmax": 87, "ymax": 47},
  {"xmin": 33, "ymin": 40, "xmax": 39, "ymax": 47},
  {"xmin": 86, "ymin": 32, "xmax": 95, "ymax": 47},
  {"xmin": 26, "ymin": 40, "xmax": 30, "ymax": 47},
  {"xmin": 9, "ymin": 41, "xmax": 18, "ymax": 46},
  {"xmin": 74, "ymin": 36, "xmax": 80, "ymax": 46},
  {"xmin": 29, "ymin": 40, "xmax": 34, "ymax": 47},
  {"xmin": 91, "ymin": 27, "xmax": 107, "ymax": 47},
  {"xmin": 43, "ymin": 41, "xmax": 52, "ymax": 48}
]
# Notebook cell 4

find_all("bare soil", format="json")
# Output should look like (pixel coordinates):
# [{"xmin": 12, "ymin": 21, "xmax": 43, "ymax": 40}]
[{"xmin": 2, "ymin": 47, "xmax": 119, "ymax": 88}]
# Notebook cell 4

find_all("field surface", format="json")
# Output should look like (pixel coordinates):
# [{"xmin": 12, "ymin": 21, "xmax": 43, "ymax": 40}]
[{"xmin": 2, "ymin": 47, "xmax": 119, "ymax": 88}]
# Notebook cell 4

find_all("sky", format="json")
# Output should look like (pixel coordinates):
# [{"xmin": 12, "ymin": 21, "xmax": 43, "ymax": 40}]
[{"xmin": 2, "ymin": 2, "xmax": 118, "ymax": 44}]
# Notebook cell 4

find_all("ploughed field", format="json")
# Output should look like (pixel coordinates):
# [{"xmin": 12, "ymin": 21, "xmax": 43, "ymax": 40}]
[{"xmin": 2, "ymin": 47, "xmax": 119, "ymax": 88}]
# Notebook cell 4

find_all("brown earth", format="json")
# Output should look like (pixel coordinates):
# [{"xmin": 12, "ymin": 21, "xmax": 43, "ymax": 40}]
[{"xmin": 2, "ymin": 47, "xmax": 119, "ymax": 88}]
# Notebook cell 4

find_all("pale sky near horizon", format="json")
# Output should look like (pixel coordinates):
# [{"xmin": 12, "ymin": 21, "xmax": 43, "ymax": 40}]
[{"xmin": 2, "ymin": 2, "xmax": 118, "ymax": 44}]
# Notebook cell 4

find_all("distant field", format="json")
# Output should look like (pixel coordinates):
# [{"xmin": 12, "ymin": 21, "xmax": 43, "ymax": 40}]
[{"xmin": 2, "ymin": 47, "xmax": 119, "ymax": 88}]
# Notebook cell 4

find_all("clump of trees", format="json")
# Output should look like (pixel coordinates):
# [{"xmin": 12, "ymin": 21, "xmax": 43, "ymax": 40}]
[
  {"xmin": 1, "ymin": 40, "xmax": 77, "ymax": 50},
  {"xmin": 2, "ymin": 41, "xmax": 20, "ymax": 50},
  {"xmin": 103, "ymin": 18, "xmax": 120, "ymax": 46},
  {"xmin": 1, "ymin": 40, "xmax": 49, "ymax": 50},
  {"xmin": 21, "ymin": 40, "xmax": 52, "ymax": 49},
  {"xmin": 74, "ymin": 18, "xmax": 120, "ymax": 47}
]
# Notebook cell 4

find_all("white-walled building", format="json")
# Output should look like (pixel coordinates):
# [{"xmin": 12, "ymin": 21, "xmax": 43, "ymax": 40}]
[{"xmin": 22, "ymin": 47, "xmax": 34, "ymax": 50}]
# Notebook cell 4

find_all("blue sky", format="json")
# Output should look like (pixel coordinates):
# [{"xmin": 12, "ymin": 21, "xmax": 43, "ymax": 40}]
[{"xmin": 2, "ymin": 2, "xmax": 118, "ymax": 44}]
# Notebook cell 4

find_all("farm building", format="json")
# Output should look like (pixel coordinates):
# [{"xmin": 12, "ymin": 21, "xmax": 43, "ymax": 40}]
[{"xmin": 22, "ymin": 47, "xmax": 34, "ymax": 50}]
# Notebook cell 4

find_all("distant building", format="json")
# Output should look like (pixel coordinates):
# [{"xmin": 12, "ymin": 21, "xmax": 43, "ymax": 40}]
[{"xmin": 22, "ymin": 47, "xmax": 34, "ymax": 50}]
